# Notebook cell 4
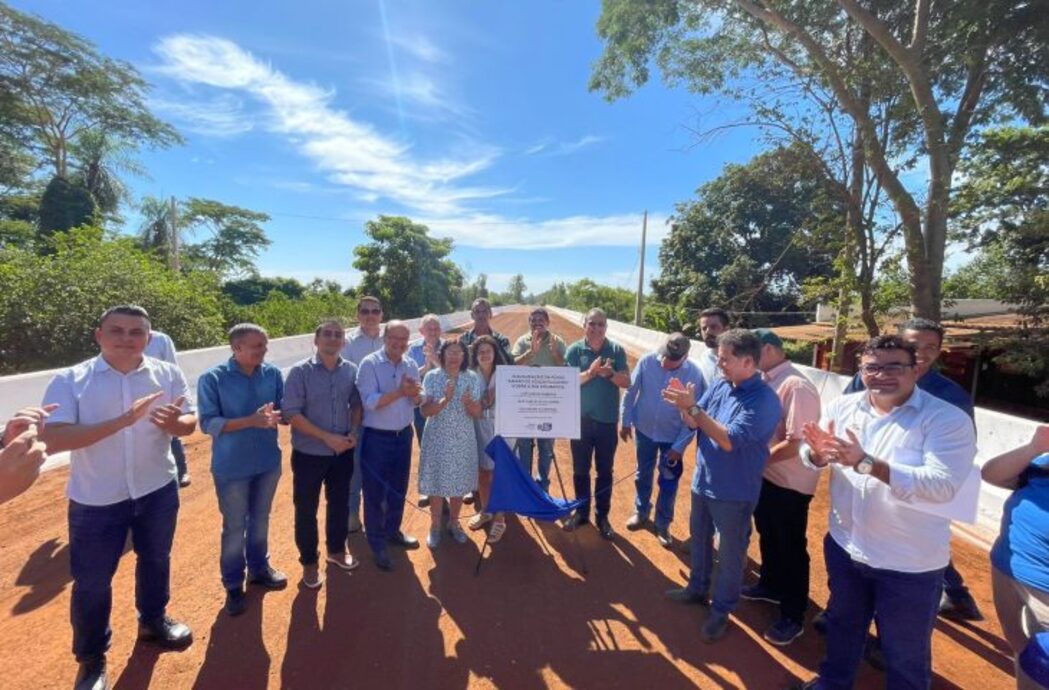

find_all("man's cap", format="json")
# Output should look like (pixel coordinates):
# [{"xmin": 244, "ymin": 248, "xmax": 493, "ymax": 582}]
[
  {"xmin": 753, "ymin": 328, "xmax": 783, "ymax": 349},
  {"xmin": 660, "ymin": 333, "xmax": 691, "ymax": 360}
]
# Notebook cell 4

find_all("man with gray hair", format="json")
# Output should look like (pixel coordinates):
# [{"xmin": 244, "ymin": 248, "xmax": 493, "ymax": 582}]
[{"xmin": 197, "ymin": 323, "xmax": 287, "ymax": 617}]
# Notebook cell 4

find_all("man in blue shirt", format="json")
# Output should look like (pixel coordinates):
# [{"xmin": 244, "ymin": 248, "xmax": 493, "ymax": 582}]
[
  {"xmin": 663, "ymin": 329, "xmax": 782, "ymax": 643},
  {"xmin": 197, "ymin": 323, "xmax": 287, "ymax": 617},
  {"xmin": 356, "ymin": 321, "xmax": 425, "ymax": 571},
  {"xmin": 620, "ymin": 332, "xmax": 704, "ymax": 547},
  {"xmin": 841, "ymin": 318, "xmax": 981, "ymax": 624}
]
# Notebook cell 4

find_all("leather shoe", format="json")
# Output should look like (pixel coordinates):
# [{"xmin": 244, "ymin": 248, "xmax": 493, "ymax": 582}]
[
  {"xmin": 74, "ymin": 656, "xmax": 107, "ymax": 690},
  {"xmin": 225, "ymin": 587, "xmax": 246, "ymax": 616},
  {"xmin": 386, "ymin": 532, "xmax": 420, "ymax": 549},
  {"xmin": 655, "ymin": 525, "xmax": 673, "ymax": 548},
  {"xmin": 138, "ymin": 615, "xmax": 193, "ymax": 650},
  {"xmin": 562, "ymin": 512, "xmax": 588, "ymax": 532},
  {"xmin": 248, "ymin": 566, "xmax": 288, "ymax": 590},
  {"xmin": 665, "ymin": 586, "xmax": 709, "ymax": 605},
  {"xmin": 178, "ymin": 472, "xmax": 191, "ymax": 488},
  {"xmin": 597, "ymin": 518, "xmax": 614, "ymax": 540},
  {"xmin": 625, "ymin": 512, "xmax": 647, "ymax": 531},
  {"xmin": 938, "ymin": 591, "xmax": 984, "ymax": 622},
  {"xmin": 374, "ymin": 550, "xmax": 393, "ymax": 572},
  {"xmin": 701, "ymin": 611, "xmax": 729, "ymax": 643}
]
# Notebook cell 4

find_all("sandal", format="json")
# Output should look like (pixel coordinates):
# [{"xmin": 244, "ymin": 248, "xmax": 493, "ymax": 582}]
[
  {"xmin": 468, "ymin": 512, "xmax": 493, "ymax": 531},
  {"xmin": 488, "ymin": 520, "xmax": 507, "ymax": 544}
]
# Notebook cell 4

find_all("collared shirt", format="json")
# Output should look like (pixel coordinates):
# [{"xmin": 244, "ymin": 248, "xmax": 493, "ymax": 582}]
[
  {"xmin": 565, "ymin": 338, "xmax": 629, "ymax": 425},
  {"xmin": 697, "ymin": 347, "xmax": 721, "ymax": 389},
  {"xmin": 407, "ymin": 338, "xmax": 445, "ymax": 378},
  {"xmin": 197, "ymin": 358, "xmax": 283, "ymax": 481},
  {"xmin": 459, "ymin": 328, "xmax": 513, "ymax": 365},
  {"xmin": 762, "ymin": 360, "xmax": 823, "ymax": 495},
  {"xmin": 620, "ymin": 352, "xmax": 704, "ymax": 452},
  {"xmin": 144, "ymin": 330, "xmax": 177, "ymax": 365},
  {"xmin": 844, "ymin": 369, "xmax": 974, "ymax": 421},
  {"xmin": 511, "ymin": 332, "xmax": 567, "ymax": 367},
  {"xmin": 691, "ymin": 373, "xmax": 782, "ymax": 503},
  {"xmin": 357, "ymin": 349, "xmax": 420, "ymax": 431},
  {"xmin": 43, "ymin": 355, "xmax": 194, "ymax": 506},
  {"xmin": 282, "ymin": 355, "xmax": 360, "ymax": 456},
  {"xmin": 341, "ymin": 327, "xmax": 384, "ymax": 365},
  {"xmin": 819, "ymin": 388, "xmax": 976, "ymax": 573}
]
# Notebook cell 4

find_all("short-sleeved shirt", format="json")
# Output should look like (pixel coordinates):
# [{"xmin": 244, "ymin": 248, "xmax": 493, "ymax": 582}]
[
  {"xmin": 565, "ymin": 338, "xmax": 628, "ymax": 425},
  {"xmin": 459, "ymin": 328, "xmax": 513, "ymax": 365},
  {"xmin": 197, "ymin": 358, "xmax": 284, "ymax": 481},
  {"xmin": 512, "ymin": 332, "xmax": 567, "ymax": 367},
  {"xmin": 341, "ymin": 327, "xmax": 384, "ymax": 365},
  {"xmin": 991, "ymin": 453, "xmax": 1049, "ymax": 593},
  {"xmin": 282, "ymin": 355, "xmax": 360, "ymax": 456},
  {"xmin": 43, "ymin": 355, "xmax": 194, "ymax": 506},
  {"xmin": 144, "ymin": 330, "xmax": 177, "ymax": 365},
  {"xmin": 761, "ymin": 360, "xmax": 823, "ymax": 495},
  {"xmin": 691, "ymin": 373, "xmax": 782, "ymax": 503}
]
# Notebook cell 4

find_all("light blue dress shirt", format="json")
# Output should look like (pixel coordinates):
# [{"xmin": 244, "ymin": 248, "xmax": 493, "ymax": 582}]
[{"xmin": 620, "ymin": 352, "xmax": 704, "ymax": 452}]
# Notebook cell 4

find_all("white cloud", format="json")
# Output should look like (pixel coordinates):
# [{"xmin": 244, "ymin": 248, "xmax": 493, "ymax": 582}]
[
  {"xmin": 524, "ymin": 135, "xmax": 605, "ymax": 157},
  {"xmin": 361, "ymin": 70, "xmax": 473, "ymax": 120},
  {"xmin": 386, "ymin": 33, "xmax": 449, "ymax": 64},
  {"xmin": 151, "ymin": 94, "xmax": 254, "ymax": 137},
  {"xmin": 421, "ymin": 211, "xmax": 671, "ymax": 250},
  {"xmin": 153, "ymin": 34, "xmax": 506, "ymax": 215}
]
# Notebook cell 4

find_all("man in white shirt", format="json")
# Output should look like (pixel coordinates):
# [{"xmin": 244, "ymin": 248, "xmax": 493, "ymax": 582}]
[
  {"xmin": 696, "ymin": 308, "xmax": 729, "ymax": 387},
  {"xmin": 797, "ymin": 334, "xmax": 976, "ymax": 690},
  {"xmin": 41, "ymin": 305, "xmax": 198, "ymax": 690},
  {"xmin": 145, "ymin": 330, "xmax": 191, "ymax": 487}
]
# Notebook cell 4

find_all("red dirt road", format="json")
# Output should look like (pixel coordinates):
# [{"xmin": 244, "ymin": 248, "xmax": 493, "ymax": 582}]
[{"xmin": 0, "ymin": 310, "xmax": 1015, "ymax": 688}]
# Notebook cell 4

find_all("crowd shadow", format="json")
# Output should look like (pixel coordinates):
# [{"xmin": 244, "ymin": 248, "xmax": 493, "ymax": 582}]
[
  {"xmin": 190, "ymin": 587, "xmax": 273, "ymax": 689},
  {"xmin": 11, "ymin": 538, "xmax": 73, "ymax": 615}
]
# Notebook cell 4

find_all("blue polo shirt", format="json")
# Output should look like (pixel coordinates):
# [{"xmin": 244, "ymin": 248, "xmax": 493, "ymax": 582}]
[
  {"xmin": 691, "ymin": 373, "xmax": 782, "ymax": 503},
  {"xmin": 991, "ymin": 453, "xmax": 1049, "ymax": 593},
  {"xmin": 197, "ymin": 358, "xmax": 284, "ymax": 481},
  {"xmin": 845, "ymin": 369, "xmax": 974, "ymax": 420}
]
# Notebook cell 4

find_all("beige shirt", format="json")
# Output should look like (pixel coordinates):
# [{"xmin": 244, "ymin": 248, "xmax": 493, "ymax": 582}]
[{"xmin": 761, "ymin": 360, "xmax": 822, "ymax": 495}]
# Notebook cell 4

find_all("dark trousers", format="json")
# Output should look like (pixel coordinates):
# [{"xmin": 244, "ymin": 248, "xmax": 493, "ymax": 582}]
[
  {"xmin": 68, "ymin": 480, "xmax": 179, "ymax": 661},
  {"xmin": 171, "ymin": 438, "xmax": 187, "ymax": 477},
  {"xmin": 413, "ymin": 408, "xmax": 426, "ymax": 444},
  {"xmin": 570, "ymin": 417, "xmax": 618, "ymax": 522},
  {"xmin": 818, "ymin": 534, "xmax": 944, "ymax": 690},
  {"xmin": 292, "ymin": 449, "xmax": 353, "ymax": 565},
  {"xmin": 753, "ymin": 478, "xmax": 813, "ymax": 623},
  {"xmin": 361, "ymin": 426, "xmax": 413, "ymax": 555}
]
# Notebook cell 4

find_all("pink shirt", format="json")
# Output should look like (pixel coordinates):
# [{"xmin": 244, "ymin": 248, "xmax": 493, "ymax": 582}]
[{"xmin": 762, "ymin": 360, "xmax": 822, "ymax": 495}]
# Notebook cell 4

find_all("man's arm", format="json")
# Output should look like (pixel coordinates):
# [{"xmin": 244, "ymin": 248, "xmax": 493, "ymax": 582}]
[{"xmin": 42, "ymin": 392, "xmax": 164, "ymax": 453}]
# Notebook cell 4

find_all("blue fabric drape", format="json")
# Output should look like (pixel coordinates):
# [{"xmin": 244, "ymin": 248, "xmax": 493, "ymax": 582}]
[{"xmin": 484, "ymin": 436, "xmax": 582, "ymax": 520}]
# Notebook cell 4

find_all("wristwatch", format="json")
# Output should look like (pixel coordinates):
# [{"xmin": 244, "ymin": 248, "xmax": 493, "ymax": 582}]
[
  {"xmin": 854, "ymin": 453, "xmax": 875, "ymax": 475},
  {"xmin": 688, "ymin": 405, "xmax": 701, "ymax": 417}
]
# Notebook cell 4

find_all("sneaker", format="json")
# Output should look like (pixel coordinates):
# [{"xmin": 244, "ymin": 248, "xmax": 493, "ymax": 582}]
[
  {"xmin": 418, "ymin": 495, "xmax": 431, "ymax": 508},
  {"xmin": 347, "ymin": 513, "xmax": 363, "ymax": 533},
  {"xmin": 468, "ymin": 512, "xmax": 493, "ymax": 531},
  {"xmin": 938, "ymin": 591, "xmax": 984, "ymax": 622},
  {"xmin": 386, "ymin": 532, "xmax": 420, "ymax": 549},
  {"xmin": 74, "ymin": 656, "xmax": 107, "ymax": 690},
  {"xmin": 741, "ymin": 583, "xmax": 781, "ymax": 604},
  {"xmin": 701, "ymin": 611, "xmax": 729, "ymax": 643},
  {"xmin": 302, "ymin": 563, "xmax": 324, "ymax": 589},
  {"xmin": 764, "ymin": 617, "xmax": 804, "ymax": 646},
  {"xmin": 625, "ymin": 512, "xmax": 648, "ymax": 531},
  {"xmin": 488, "ymin": 520, "xmax": 507, "ymax": 544},
  {"xmin": 665, "ymin": 587, "xmax": 709, "ymax": 605},
  {"xmin": 326, "ymin": 552, "xmax": 360, "ymax": 571},
  {"xmin": 448, "ymin": 524, "xmax": 468, "ymax": 544},
  {"xmin": 225, "ymin": 587, "xmax": 247, "ymax": 617},
  {"xmin": 426, "ymin": 528, "xmax": 442, "ymax": 549},
  {"xmin": 812, "ymin": 610, "xmax": 828, "ymax": 635},
  {"xmin": 248, "ymin": 566, "xmax": 288, "ymax": 590},
  {"xmin": 463, "ymin": 492, "xmax": 476, "ymax": 506},
  {"xmin": 655, "ymin": 525, "xmax": 673, "ymax": 548},
  {"xmin": 178, "ymin": 472, "xmax": 192, "ymax": 488}
]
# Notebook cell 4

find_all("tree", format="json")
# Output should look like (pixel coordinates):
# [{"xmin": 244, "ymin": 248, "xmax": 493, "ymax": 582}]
[
  {"xmin": 458, "ymin": 272, "xmax": 490, "ymax": 309},
  {"xmin": 0, "ymin": 3, "xmax": 181, "ymax": 181},
  {"xmin": 506, "ymin": 274, "xmax": 527, "ymax": 304},
  {"xmin": 69, "ymin": 129, "xmax": 145, "ymax": 224},
  {"xmin": 352, "ymin": 215, "xmax": 463, "ymax": 318},
  {"xmin": 37, "ymin": 175, "xmax": 96, "ymax": 242},
  {"xmin": 591, "ymin": 0, "xmax": 1049, "ymax": 320},
  {"xmin": 222, "ymin": 276, "xmax": 307, "ymax": 306},
  {"xmin": 652, "ymin": 144, "xmax": 842, "ymax": 322},
  {"xmin": 180, "ymin": 198, "xmax": 271, "ymax": 279}
]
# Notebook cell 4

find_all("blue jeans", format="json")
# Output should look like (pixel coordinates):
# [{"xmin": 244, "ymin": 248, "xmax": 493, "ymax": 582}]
[
  {"xmin": 633, "ymin": 430, "xmax": 683, "ymax": 529},
  {"xmin": 214, "ymin": 468, "xmax": 281, "ymax": 589},
  {"xmin": 818, "ymin": 534, "xmax": 944, "ymax": 690},
  {"xmin": 348, "ymin": 434, "xmax": 364, "ymax": 520},
  {"xmin": 361, "ymin": 426, "xmax": 413, "ymax": 556},
  {"xmin": 687, "ymin": 491, "xmax": 755, "ymax": 616},
  {"xmin": 68, "ymin": 480, "xmax": 179, "ymax": 661},
  {"xmin": 515, "ymin": 437, "xmax": 554, "ymax": 491}
]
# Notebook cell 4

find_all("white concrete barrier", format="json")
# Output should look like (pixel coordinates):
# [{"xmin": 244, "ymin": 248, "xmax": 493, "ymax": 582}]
[{"xmin": 547, "ymin": 305, "xmax": 1041, "ymax": 548}]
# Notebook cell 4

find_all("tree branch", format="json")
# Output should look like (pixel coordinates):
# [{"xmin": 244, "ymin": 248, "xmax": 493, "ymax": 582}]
[{"xmin": 909, "ymin": 0, "xmax": 931, "ymax": 55}]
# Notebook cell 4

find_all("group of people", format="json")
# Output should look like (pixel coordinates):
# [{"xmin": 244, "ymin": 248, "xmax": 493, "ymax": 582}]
[{"xmin": 1, "ymin": 298, "xmax": 1046, "ymax": 690}]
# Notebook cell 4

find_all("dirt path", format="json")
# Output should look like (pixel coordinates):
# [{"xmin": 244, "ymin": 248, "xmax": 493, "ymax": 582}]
[{"xmin": 0, "ymin": 310, "xmax": 1014, "ymax": 689}]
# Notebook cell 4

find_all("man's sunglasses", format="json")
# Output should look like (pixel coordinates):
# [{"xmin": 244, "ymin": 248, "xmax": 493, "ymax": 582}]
[{"xmin": 358, "ymin": 307, "xmax": 382, "ymax": 315}]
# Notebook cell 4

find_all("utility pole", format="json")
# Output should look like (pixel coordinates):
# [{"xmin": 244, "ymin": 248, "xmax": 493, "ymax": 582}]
[
  {"xmin": 169, "ymin": 196, "xmax": 180, "ymax": 272},
  {"xmin": 633, "ymin": 210, "xmax": 647, "ymax": 326}
]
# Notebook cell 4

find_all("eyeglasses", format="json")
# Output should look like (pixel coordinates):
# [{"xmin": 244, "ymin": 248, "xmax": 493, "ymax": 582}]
[
  {"xmin": 860, "ymin": 363, "xmax": 913, "ymax": 376},
  {"xmin": 358, "ymin": 308, "xmax": 381, "ymax": 315},
  {"xmin": 586, "ymin": 321, "xmax": 607, "ymax": 327}
]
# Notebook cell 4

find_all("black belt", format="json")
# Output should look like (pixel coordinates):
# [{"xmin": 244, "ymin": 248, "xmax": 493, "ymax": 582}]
[{"xmin": 364, "ymin": 426, "xmax": 412, "ymax": 438}]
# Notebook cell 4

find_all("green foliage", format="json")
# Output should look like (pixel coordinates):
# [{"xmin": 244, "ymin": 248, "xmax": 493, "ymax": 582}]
[
  {"xmin": 0, "ymin": 227, "xmax": 226, "ymax": 373},
  {"xmin": 458, "ymin": 273, "xmax": 490, "ymax": 309},
  {"xmin": 234, "ymin": 285, "xmax": 357, "ymax": 339},
  {"xmin": 222, "ymin": 276, "xmax": 307, "ymax": 306},
  {"xmin": 505, "ymin": 274, "xmax": 527, "ymax": 304},
  {"xmin": 782, "ymin": 339, "xmax": 814, "ymax": 366},
  {"xmin": 642, "ymin": 301, "xmax": 696, "ymax": 338},
  {"xmin": 534, "ymin": 279, "xmax": 636, "ymax": 323},
  {"xmin": 180, "ymin": 198, "xmax": 272, "ymax": 279},
  {"xmin": 37, "ymin": 175, "xmax": 96, "ymax": 243},
  {"xmin": 353, "ymin": 215, "xmax": 463, "ymax": 319}
]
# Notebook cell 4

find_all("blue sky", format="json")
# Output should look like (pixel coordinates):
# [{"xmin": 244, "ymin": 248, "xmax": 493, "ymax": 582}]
[{"xmin": 14, "ymin": 0, "xmax": 767, "ymax": 294}]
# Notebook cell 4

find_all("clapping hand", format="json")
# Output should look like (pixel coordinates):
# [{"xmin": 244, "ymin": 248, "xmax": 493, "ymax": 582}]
[
  {"xmin": 423, "ymin": 342, "xmax": 439, "ymax": 368},
  {"xmin": 3, "ymin": 403, "xmax": 59, "ymax": 446},
  {"xmin": 661, "ymin": 381, "xmax": 697, "ymax": 411},
  {"xmin": 801, "ymin": 421, "xmax": 864, "ymax": 466},
  {"xmin": 122, "ymin": 391, "xmax": 164, "ymax": 428},
  {"xmin": 442, "ymin": 377, "xmax": 457, "ymax": 405},
  {"xmin": 254, "ymin": 402, "xmax": 281, "ymax": 429},
  {"xmin": 462, "ymin": 390, "xmax": 482, "ymax": 418},
  {"xmin": 0, "ymin": 425, "xmax": 47, "ymax": 503},
  {"xmin": 400, "ymin": 375, "xmax": 422, "ymax": 399},
  {"xmin": 149, "ymin": 396, "xmax": 187, "ymax": 433}
]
